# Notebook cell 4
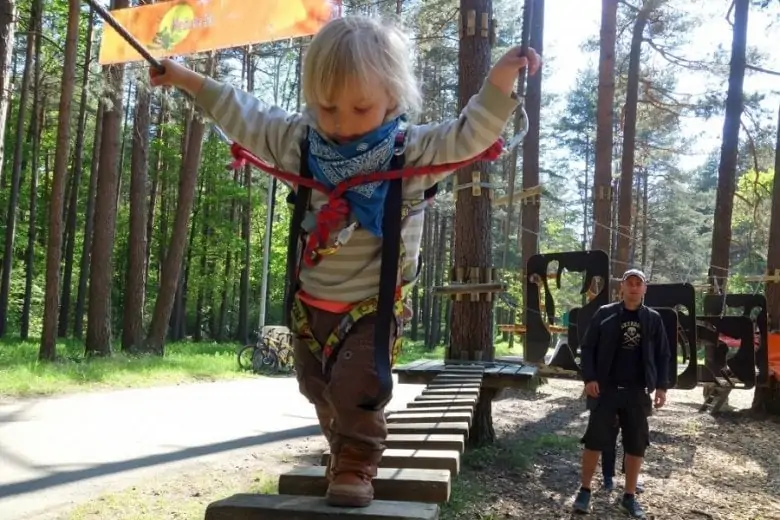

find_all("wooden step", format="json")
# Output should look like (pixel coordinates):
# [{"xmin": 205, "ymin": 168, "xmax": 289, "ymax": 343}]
[
  {"xmin": 421, "ymin": 387, "xmax": 479, "ymax": 396},
  {"xmin": 407, "ymin": 399, "xmax": 476, "ymax": 408},
  {"xmin": 426, "ymin": 382, "xmax": 481, "ymax": 389},
  {"xmin": 205, "ymin": 494, "xmax": 439, "ymax": 519},
  {"xmin": 387, "ymin": 411, "xmax": 473, "ymax": 426},
  {"xmin": 385, "ymin": 433, "xmax": 465, "ymax": 452},
  {"xmin": 387, "ymin": 422, "xmax": 470, "ymax": 437},
  {"xmin": 278, "ymin": 466, "xmax": 451, "ymax": 504},
  {"xmin": 322, "ymin": 449, "xmax": 460, "ymax": 475},
  {"xmin": 398, "ymin": 405, "xmax": 474, "ymax": 415},
  {"xmin": 442, "ymin": 367, "xmax": 484, "ymax": 373},
  {"xmin": 432, "ymin": 373, "xmax": 483, "ymax": 380},
  {"xmin": 414, "ymin": 395, "xmax": 477, "ymax": 404}
]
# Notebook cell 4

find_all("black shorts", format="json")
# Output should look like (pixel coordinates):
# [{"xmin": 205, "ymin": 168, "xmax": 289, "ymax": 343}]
[{"xmin": 581, "ymin": 388, "xmax": 652, "ymax": 457}]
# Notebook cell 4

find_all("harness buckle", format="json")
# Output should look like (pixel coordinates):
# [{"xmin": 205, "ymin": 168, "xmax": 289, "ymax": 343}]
[{"xmin": 335, "ymin": 222, "xmax": 359, "ymax": 247}]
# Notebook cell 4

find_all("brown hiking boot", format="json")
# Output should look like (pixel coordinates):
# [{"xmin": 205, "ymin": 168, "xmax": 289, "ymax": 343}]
[{"xmin": 326, "ymin": 443, "xmax": 381, "ymax": 507}]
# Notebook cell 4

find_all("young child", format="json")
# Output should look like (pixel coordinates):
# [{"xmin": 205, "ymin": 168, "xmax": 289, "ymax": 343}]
[{"xmin": 150, "ymin": 15, "xmax": 540, "ymax": 508}]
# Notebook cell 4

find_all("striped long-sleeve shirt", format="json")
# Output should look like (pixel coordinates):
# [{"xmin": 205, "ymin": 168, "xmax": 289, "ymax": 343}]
[{"xmin": 195, "ymin": 77, "xmax": 520, "ymax": 304}]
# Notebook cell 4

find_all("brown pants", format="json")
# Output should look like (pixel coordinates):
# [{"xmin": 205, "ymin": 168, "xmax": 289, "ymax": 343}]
[{"xmin": 293, "ymin": 303, "xmax": 396, "ymax": 454}]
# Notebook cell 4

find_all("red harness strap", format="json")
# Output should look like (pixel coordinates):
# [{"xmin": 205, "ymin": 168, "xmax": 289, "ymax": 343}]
[{"xmin": 228, "ymin": 138, "xmax": 505, "ymax": 266}]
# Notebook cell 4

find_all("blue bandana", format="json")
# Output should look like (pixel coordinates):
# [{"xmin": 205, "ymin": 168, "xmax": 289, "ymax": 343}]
[{"xmin": 307, "ymin": 117, "xmax": 402, "ymax": 237}]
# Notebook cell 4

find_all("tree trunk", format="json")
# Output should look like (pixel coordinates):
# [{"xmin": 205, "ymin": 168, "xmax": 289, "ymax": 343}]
[
  {"xmin": 708, "ymin": 0, "xmax": 748, "ymax": 294},
  {"xmin": 122, "ymin": 40, "xmax": 152, "ymax": 352},
  {"xmin": 521, "ymin": 0, "xmax": 544, "ymax": 282},
  {"xmin": 146, "ymin": 56, "xmax": 214, "ymax": 354},
  {"xmin": 59, "ymin": 7, "xmax": 94, "ymax": 337},
  {"xmin": 145, "ymin": 103, "xmax": 166, "ymax": 288},
  {"xmin": 614, "ymin": 1, "xmax": 656, "ymax": 274},
  {"xmin": 217, "ymin": 166, "xmax": 240, "ymax": 342},
  {"xmin": 237, "ymin": 49, "xmax": 253, "ymax": 344},
  {"xmin": 0, "ymin": 0, "xmax": 36, "ymax": 336},
  {"xmin": 751, "ymin": 103, "xmax": 780, "ymax": 415},
  {"xmin": 590, "ymin": 0, "xmax": 618, "ymax": 254},
  {"xmin": 85, "ymin": 0, "xmax": 129, "ymax": 355},
  {"xmin": 451, "ymin": 0, "xmax": 496, "ymax": 446},
  {"xmin": 21, "ymin": 19, "xmax": 42, "ymax": 340},
  {"xmin": 0, "ymin": 0, "xmax": 15, "ymax": 191},
  {"xmin": 74, "ymin": 102, "xmax": 104, "ymax": 338},
  {"xmin": 40, "ymin": 0, "xmax": 78, "ymax": 360}
]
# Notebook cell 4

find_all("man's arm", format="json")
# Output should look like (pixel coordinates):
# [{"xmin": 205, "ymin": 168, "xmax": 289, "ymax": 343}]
[
  {"xmin": 580, "ymin": 308, "xmax": 602, "ymax": 383},
  {"xmin": 654, "ymin": 314, "xmax": 672, "ymax": 391}
]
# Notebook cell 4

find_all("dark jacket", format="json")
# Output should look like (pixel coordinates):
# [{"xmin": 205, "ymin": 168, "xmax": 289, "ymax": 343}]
[{"xmin": 580, "ymin": 301, "xmax": 671, "ymax": 393}]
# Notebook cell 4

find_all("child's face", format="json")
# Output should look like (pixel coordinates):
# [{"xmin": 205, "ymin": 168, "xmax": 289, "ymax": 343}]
[{"xmin": 314, "ymin": 74, "xmax": 396, "ymax": 145}]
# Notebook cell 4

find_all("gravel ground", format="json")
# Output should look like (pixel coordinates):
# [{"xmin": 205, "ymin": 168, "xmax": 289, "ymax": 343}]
[{"xmin": 444, "ymin": 379, "xmax": 780, "ymax": 520}]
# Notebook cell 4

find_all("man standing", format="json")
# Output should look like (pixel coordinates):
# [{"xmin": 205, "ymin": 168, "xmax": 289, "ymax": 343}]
[{"xmin": 571, "ymin": 269, "xmax": 671, "ymax": 518}]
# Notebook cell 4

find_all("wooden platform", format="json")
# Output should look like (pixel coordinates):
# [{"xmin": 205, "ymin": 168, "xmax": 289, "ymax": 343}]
[
  {"xmin": 393, "ymin": 359, "xmax": 538, "ymax": 389},
  {"xmin": 204, "ymin": 364, "xmax": 488, "ymax": 518},
  {"xmin": 205, "ymin": 494, "xmax": 439, "ymax": 519}
]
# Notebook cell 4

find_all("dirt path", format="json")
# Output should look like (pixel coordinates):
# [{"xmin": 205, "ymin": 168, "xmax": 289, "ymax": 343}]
[
  {"xmin": 41, "ymin": 379, "xmax": 780, "ymax": 520},
  {"xmin": 447, "ymin": 379, "xmax": 780, "ymax": 520}
]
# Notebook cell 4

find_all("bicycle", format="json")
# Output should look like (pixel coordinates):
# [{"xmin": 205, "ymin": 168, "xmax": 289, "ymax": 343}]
[{"xmin": 237, "ymin": 326, "xmax": 296, "ymax": 374}]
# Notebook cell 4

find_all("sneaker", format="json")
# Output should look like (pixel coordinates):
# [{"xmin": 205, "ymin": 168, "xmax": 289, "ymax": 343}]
[
  {"xmin": 572, "ymin": 488, "xmax": 592, "ymax": 514},
  {"xmin": 603, "ymin": 478, "xmax": 615, "ymax": 492},
  {"xmin": 619, "ymin": 494, "xmax": 646, "ymax": 518}
]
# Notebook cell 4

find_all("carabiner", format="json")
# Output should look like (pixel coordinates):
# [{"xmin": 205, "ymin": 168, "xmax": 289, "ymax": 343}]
[{"xmin": 500, "ymin": 104, "xmax": 530, "ymax": 158}]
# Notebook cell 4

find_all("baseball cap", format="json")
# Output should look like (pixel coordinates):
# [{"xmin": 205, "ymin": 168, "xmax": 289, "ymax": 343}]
[{"xmin": 621, "ymin": 268, "xmax": 646, "ymax": 283}]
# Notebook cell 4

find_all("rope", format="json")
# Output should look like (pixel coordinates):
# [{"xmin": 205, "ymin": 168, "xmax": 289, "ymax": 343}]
[{"xmin": 229, "ymin": 138, "xmax": 506, "ymax": 266}]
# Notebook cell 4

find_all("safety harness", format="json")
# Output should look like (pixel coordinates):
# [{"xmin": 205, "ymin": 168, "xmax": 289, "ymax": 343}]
[{"xmin": 229, "ymin": 131, "xmax": 506, "ymax": 411}]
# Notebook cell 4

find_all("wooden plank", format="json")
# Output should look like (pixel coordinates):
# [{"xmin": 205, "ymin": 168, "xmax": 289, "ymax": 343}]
[
  {"xmin": 384, "ymin": 433, "xmax": 465, "ymax": 452},
  {"xmin": 398, "ymin": 359, "xmax": 429, "ymax": 370},
  {"xmin": 398, "ymin": 405, "xmax": 474, "ymax": 415},
  {"xmin": 278, "ymin": 466, "xmax": 451, "ymax": 504},
  {"xmin": 421, "ymin": 388, "xmax": 479, "ymax": 396},
  {"xmin": 322, "ymin": 449, "xmax": 460, "ymax": 475},
  {"xmin": 387, "ymin": 422, "xmax": 470, "ymax": 437},
  {"xmin": 443, "ymin": 366, "xmax": 484, "ymax": 373},
  {"xmin": 407, "ymin": 399, "xmax": 476, "ymax": 408},
  {"xmin": 205, "ymin": 494, "xmax": 439, "ymax": 519},
  {"xmin": 414, "ymin": 395, "xmax": 477, "ymax": 404},
  {"xmin": 428, "ymin": 380, "xmax": 482, "ymax": 388},
  {"xmin": 431, "ymin": 374, "xmax": 483, "ymax": 381},
  {"xmin": 387, "ymin": 411, "xmax": 472, "ymax": 426}
]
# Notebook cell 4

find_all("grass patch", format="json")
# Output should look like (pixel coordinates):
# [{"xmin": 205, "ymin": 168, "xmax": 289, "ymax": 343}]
[
  {"xmin": 0, "ymin": 337, "xmax": 253, "ymax": 399},
  {"xmin": 460, "ymin": 433, "xmax": 580, "ymax": 472},
  {"xmin": 396, "ymin": 339, "xmax": 519, "ymax": 365},
  {"xmin": 0, "ymin": 333, "xmax": 522, "ymax": 400},
  {"xmin": 65, "ymin": 467, "xmax": 278, "ymax": 520}
]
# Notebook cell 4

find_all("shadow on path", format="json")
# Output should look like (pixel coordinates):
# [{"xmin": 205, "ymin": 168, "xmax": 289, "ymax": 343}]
[{"xmin": 0, "ymin": 423, "xmax": 320, "ymax": 499}]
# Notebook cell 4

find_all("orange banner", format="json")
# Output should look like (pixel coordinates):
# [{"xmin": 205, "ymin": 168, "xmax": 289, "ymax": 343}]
[{"xmin": 98, "ymin": 0, "xmax": 340, "ymax": 65}]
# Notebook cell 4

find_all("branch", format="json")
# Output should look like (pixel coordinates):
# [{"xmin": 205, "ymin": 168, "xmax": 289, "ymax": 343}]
[
  {"xmin": 617, "ymin": 0, "xmax": 641, "ymax": 13},
  {"xmin": 643, "ymin": 38, "xmax": 713, "ymax": 71},
  {"xmin": 746, "ymin": 64, "xmax": 780, "ymax": 76}
]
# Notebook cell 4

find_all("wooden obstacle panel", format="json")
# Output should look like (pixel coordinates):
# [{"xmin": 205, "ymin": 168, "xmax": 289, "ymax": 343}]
[
  {"xmin": 205, "ymin": 365, "xmax": 486, "ymax": 519},
  {"xmin": 524, "ymin": 250, "xmax": 610, "ymax": 363},
  {"xmin": 644, "ymin": 283, "xmax": 699, "ymax": 390},
  {"xmin": 703, "ymin": 293, "xmax": 768, "ymax": 386},
  {"xmin": 697, "ymin": 315, "xmax": 756, "ymax": 388}
]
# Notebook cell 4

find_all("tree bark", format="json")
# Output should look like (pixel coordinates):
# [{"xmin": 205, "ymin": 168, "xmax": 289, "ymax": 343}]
[
  {"xmin": 122, "ymin": 39, "xmax": 152, "ymax": 352},
  {"xmin": 0, "ymin": 0, "xmax": 36, "ymax": 336},
  {"xmin": 74, "ymin": 102, "xmax": 104, "ymax": 338},
  {"xmin": 21, "ymin": 14, "xmax": 42, "ymax": 340},
  {"xmin": 590, "ymin": 0, "xmax": 618, "ymax": 254},
  {"xmin": 520, "ymin": 0, "xmax": 544, "ymax": 279},
  {"xmin": 0, "ymin": 0, "xmax": 15, "ymax": 191},
  {"xmin": 451, "ymin": 0, "xmax": 497, "ymax": 446},
  {"xmin": 146, "ymin": 56, "xmax": 214, "ymax": 354},
  {"xmin": 708, "ymin": 0, "xmax": 748, "ymax": 294},
  {"xmin": 40, "ymin": 0, "xmax": 78, "ymax": 360},
  {"xmin": 59, "ymin": 7, "xmax": 94, "ymax": 337},
  {"xmin": 614, "ymin": 0, "xmax": 658, "ymax": 274}
]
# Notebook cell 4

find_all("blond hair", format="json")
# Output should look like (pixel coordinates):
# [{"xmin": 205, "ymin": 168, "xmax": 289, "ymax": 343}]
[{"xmin": 302, "ymin": 15, "xmax": 422, "ymax": 116}]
